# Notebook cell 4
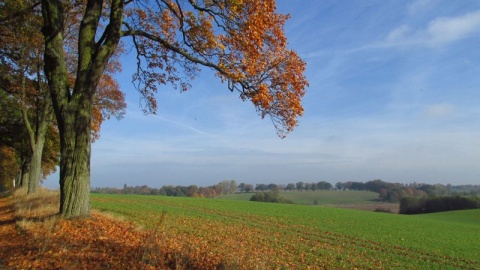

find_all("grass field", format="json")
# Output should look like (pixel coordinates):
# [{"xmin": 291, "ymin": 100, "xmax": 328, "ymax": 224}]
[
  {"xmin": 218, "ymin": 190, "xmax": 400, "ymax": 212},
  {"xmin": 218, "ymin": 190, "xmax": 380, "ymax": 205},
  {"xmin": 91, "ymin": 194, "xmax": 480, "ymax": 269},
  {"xmin": 416, "ymin": 209, "xmax": 480, "ymax": 226}
]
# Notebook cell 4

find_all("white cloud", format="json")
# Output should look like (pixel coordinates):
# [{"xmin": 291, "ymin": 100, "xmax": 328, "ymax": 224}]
[
  {"xmin": 383, "ymin": 10, "xmax": 480, "ymax": 47},
  {"xmin": 386, "ymin": 25, "xmax": 411, "ymax": 43},
  {"xmin": 426, "ymin": 10, "xmax": 480, "ymax": 45}
]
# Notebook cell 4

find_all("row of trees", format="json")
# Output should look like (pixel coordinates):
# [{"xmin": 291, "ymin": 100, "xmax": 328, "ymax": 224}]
[
  {"xmin": 399, "ymin": 196, "xmax": 480, "ymax": 214},
  {"xmin": 92, "ymin": 180, "xmax": 238, "ymax": 198},
  {"xmin": 1, "ymin": 0, "xmax": 307, "ymax": 217},
  {"xmin": 334, "ymin": 180, "xmax": 480, "ymax": 203},
  {"xmin": 93, "ymin": 180, "xmax": 335, "ymax": 197},
  {"xmin": 244, "ymin": 181, "xmax": 333, "ymax": 192}
]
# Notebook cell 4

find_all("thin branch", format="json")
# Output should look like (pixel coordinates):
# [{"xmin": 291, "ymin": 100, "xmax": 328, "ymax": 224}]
[{"xmin": 123, "ymin": 29, "xmax": 227, "ymax": 79}]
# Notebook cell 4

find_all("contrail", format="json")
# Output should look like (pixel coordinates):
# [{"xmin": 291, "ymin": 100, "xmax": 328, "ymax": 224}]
[{"xmin": 157, "ymin": 115, "xmax": 209, "ymax": 136}]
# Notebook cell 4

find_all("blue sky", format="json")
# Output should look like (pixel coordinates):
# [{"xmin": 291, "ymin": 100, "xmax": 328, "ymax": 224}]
[{"xmin": 44, "ymin": 0, "xmax": 480, "ymax": 189}]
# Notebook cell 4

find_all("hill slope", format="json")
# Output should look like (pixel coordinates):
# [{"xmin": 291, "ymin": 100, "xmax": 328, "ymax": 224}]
[
  {"xmin": 416, "ymin": 209, "xmax": 480, "ymax": 226},
  {"xmin": 92, "ymin": 194, "xmax": 480, "ymax": 269},
  {"xmin": 218, "ymin": 190, "xmax": 379, "ymax": 204}
]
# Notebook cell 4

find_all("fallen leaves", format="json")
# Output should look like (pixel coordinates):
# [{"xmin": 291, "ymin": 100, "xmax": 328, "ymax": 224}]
[{"xmin": 0, "ymin": 194, "xmax": 244, "ymax": 269}]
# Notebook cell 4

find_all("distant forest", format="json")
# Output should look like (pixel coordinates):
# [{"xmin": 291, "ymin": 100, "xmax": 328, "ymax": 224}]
[{"xmin": 92, "ymin": 179, "xmax": 480, "ymax": 202}]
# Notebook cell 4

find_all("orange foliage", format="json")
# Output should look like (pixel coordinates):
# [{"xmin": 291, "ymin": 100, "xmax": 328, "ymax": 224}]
[
  {"xmin": 124, "ymin": 0, "xmax": 308, "ymax": 137},
  {"xmin": 1, "ymin": 0, "xmax": 125, "ymax": 144},
  {"xmin": 0, "ymin": 146, "xmax": 19, "ymax": 189},
  {"xmin": 91, "ymin": 74, "xmax": 126, "ymax": 141}
]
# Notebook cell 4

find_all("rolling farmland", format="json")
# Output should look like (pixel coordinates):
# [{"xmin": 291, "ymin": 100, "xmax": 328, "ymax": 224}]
[
  {"xmin": 91, "ymin": 194, "xmax": 480, "ymax": 269},
  {"xmin": 218, "ymin": 190, "xmax": 380, "ymax": 205}
]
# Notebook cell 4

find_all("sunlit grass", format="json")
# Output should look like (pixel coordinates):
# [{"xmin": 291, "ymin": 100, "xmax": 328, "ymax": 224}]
[
  {"xmin": 13, "ymin": 188, "xmax": 59, "ymax": 231},
  {"xmin": 92, "ymin": 193, "xmax": 480, "ymax": 269}
]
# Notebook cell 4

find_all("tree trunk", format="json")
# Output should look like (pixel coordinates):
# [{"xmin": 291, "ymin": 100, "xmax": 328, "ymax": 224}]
[
  {"xmin": 27, "ymin": 139, "xmax": 45, "ymax": 193},
  {"xmin": 58, "ymin": 100, "xmax": 92, "ymax": 218},
  {"xmin": 20, "ymin": 59, "xmax": 53, "ymax": 194},
  {"xmin": 19, "ymin": 159, "xmax": 30, "ymax": 189},
  {"xmin": 41, "ymin": 0, "xmax": 123, "ymax": 218}
]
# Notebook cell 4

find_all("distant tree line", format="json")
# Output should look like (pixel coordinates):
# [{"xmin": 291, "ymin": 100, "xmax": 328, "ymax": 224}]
[
  {"xmin": 251, "ymin": 181, "xmax": 333, "ymax": 192},
  {"xmin": 334, "ymin": 180, "xmax": 480, "ymax": 203},
  {"xmin": 399, "ymin": 196, "xmax": 480, "ymax": 214},
  {"xmin": 91, "ymin": 180, "xmax": 238, "ymax": 198},
  {"xmin": 92, "ymin": 180, "xmax": 335, "ymax": 197},
  {"xmin": 92, "ymin": 179, "xmax": 480, "ymax": 207}
]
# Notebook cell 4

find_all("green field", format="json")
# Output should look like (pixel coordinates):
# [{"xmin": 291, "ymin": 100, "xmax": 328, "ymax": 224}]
[
  {"xmin": 416, "ymin": 209, "xmax": 480, "ymax": 226},
  {"xmin": 91, "ymin": 193, "xmax": 480, "ymax": 269},
  {"xmin": 219, "ymin": 190, "xmax": 380, "ymax": 205}
]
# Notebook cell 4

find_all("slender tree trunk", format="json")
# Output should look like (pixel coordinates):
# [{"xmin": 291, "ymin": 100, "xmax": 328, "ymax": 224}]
[
  {"xmin": 20, "ymin": 67, "xmax": 52, "ymax": 194},
  {"xmin": 19, "ymin": 159, "xmax": 30, "ymax": 189},
  {"xmin": 27, "ymin": 138, "xmax": 46, "ymax": 193}
]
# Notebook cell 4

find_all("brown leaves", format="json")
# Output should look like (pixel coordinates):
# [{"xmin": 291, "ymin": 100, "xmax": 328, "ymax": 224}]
[
  {"xmin": 1, "ymin": 194, "xmax": 236, "ymax": 269},
  {"xmin": 2, "ymin": 195, "xmax": 158, "ymax": 270}
]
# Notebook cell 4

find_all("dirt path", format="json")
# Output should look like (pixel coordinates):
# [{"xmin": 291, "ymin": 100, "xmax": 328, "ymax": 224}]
[{"xmin": 0, "ymin": 196, "xmax": 29, "ymax": 268}]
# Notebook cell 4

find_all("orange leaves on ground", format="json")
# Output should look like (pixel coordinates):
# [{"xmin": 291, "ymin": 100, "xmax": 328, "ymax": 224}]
[
  {"xmin": 0, "ymin": 197, "xmax": 30, "ymax": 268},
  {"xmin": 1, "ymin": 195, "xmax": 240, "ymax": 269},
  {"xmin": 1, "ymin": 208, "xmax": 163, "ymax": 269}
]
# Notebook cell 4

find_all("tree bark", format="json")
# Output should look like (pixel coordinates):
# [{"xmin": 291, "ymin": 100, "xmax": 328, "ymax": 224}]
[
  {"xmin": 41, "ymin": 0, "xmax": 89, "ymax": 217},
  {"xmin": 27, "ymin": 133, "xmax": 48, "ymax": 193},
  {"xmin": 58, "ymin": 105, "xmax": 92, "ymax": 218},
  {"xmin": 21, "ymin": 71, "xmax": 52, "ymax": 194},
  {"xmin": 27, "ymin": 137, "xmax": 46, "ymax": 193},
  {"xmin": 19, "ymin": 159, "xmax": 30, "ymax": 189},
  {"xmin": 41, "ymin": 0, "xmax": 124, "ymax": 218}
]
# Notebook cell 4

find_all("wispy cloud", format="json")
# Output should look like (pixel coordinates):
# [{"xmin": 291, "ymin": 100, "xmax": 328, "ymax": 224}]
[
  {"xmin": 156, "ymin": 115, "xmax": 210, "ymax": 136},
  {"xmin": 426, "ymin": 10, "xmax": 480, "ymax": 45},
  {"xmin": 407, "ymin": 0, "xmax": 439, "ymax": 14},
  {"xmin": 384, "ymin": 9, "xmax": 480, "ymax": 47},
  {"xmin": 386, "ymin": 25, "xmax": 411, "ymax": 43},
  {"xmin": 312, "ymin": 8, "xmax": 480, "ymax": 55}
]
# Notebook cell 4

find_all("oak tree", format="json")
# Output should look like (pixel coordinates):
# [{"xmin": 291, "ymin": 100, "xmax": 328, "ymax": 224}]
[
  {"xmin": 1, "ymin": 0, "xmax": 125, "ymax": 195},
  {"xmin": 40, "ymin": 0, "xmax": 308, "ymax": 217}
]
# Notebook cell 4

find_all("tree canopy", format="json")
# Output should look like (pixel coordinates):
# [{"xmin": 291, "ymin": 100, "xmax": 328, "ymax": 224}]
[
  {"xmin": 5, "ymin": 0, "xmax": 309, "ymax": 217},
  {"xmin": 120, "ymin": 0, "xmax": 308, "ymax": 136},
  {"xmin": 0, "ymin": 0, "xmax": 126, "ymax": 195}
]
